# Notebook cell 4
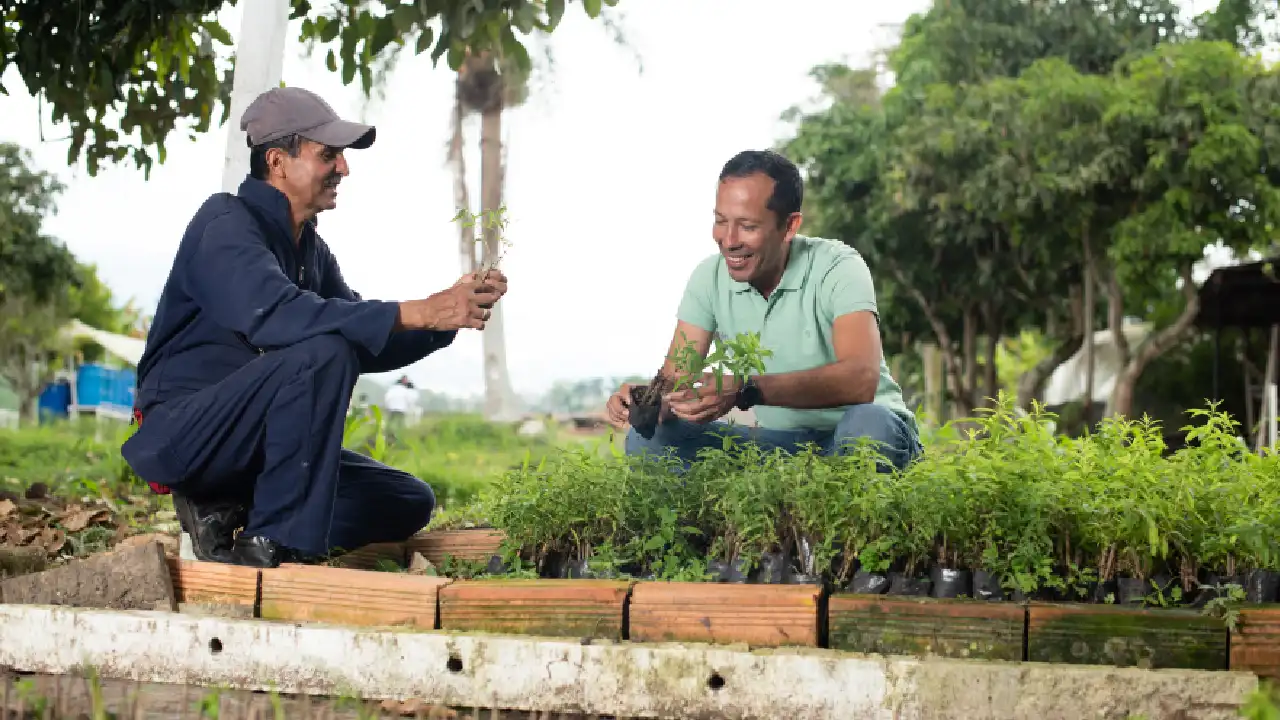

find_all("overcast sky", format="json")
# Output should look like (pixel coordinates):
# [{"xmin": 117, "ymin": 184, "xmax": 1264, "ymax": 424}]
[{"xmin": 0, "ymin": 0, "xmax": 1218, "ymax": 396}]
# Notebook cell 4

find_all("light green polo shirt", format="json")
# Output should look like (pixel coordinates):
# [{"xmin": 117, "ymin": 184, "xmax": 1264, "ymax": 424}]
[{"xmin": 676, "ymin": 235, "xmax": 915, "ymax": 433}]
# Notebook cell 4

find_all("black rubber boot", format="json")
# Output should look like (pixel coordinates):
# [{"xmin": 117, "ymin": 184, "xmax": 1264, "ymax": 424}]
[
  {"xmin": 230, "ymin": 534, "xmax": 328, "ymax": 568},
  {"xmin": 172, "ymin": 494, "xmax": 246, "ymax": 564}
]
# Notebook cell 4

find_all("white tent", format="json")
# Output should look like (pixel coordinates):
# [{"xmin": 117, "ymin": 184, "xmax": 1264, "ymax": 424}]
[
  {"xmin": 62, "ymin": 319, "xmax": 146, "ymax": 367},
  {"xmin": 1042, "ymin": 322, "xmax": 1151, "ymax": 407}
]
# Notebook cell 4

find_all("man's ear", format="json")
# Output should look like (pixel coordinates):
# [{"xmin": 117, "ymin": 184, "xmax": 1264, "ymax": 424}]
[
  {"xmin": 266, "ymin": 147, "xmax": 287, "ymax": 179},
  {"xmin": 783, "ymin": 212, "xmax": 803, "ymax": 241}
]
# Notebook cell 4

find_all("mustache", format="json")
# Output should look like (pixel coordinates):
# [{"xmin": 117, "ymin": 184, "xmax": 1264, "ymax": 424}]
[{"xmin": 322, "ymin": 174, "xmax": 341, "ymax": 188}]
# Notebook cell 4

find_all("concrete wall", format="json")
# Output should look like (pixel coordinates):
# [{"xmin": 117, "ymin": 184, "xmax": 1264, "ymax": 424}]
[{"xmin": 0, "ymin": 605, "xmax": 1258, "ymax": 719}]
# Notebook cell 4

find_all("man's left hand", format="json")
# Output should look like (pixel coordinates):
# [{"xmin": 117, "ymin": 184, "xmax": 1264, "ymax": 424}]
[
  {"xmin": 664, "ymin": 373, "xmax": 739, "ymax": 424},
  {"xmin": 478, "ymin": 269, "xmax": 508, "ymax": 307}
]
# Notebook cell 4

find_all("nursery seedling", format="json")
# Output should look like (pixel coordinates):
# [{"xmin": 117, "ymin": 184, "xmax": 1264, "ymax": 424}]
[
  {"xmin": 667, "ymin": 330, "xmax": 773, "ymax": 397},
  {"xmin": 452, "ymin": 206, "xmax": 512, "ymax": 281}
]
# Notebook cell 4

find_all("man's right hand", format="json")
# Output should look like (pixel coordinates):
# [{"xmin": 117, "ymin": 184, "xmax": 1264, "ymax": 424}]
[
  {"xmin": 397, "ymin": 273, "xmax": 502, "ymax": 331},
  {"xmin": 605, "ymin": 383, "xmax": 634, "ymax": 431}
]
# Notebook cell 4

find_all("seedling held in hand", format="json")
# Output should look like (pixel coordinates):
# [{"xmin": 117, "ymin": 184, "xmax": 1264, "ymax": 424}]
[
  {"xmin": 668, "ymin": 331, "xmax": 772, "ymax": 398},
  {"xmin": 452, "ymin": 206, "xmax": 512, "ymax": 282}
]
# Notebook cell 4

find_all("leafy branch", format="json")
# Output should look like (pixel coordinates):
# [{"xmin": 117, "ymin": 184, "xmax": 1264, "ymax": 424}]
[
  {"xmin": 452, "ymin": 206, "xmax": 511, "ymax": 279},
  {"xmin": 667, "ymin": 331, "xmax": 772, "ymax": 397}
]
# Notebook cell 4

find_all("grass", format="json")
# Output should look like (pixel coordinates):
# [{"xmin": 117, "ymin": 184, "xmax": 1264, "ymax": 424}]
[
  {"xmin": 0, "ymin": 417, "xmax": 137, "ymax": 500},
  {"xmin": 0, "ymin": 411, "xmax": 595, "ymax": 511}
]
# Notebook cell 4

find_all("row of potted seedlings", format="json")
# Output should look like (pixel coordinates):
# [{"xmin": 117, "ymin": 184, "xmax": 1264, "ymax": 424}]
[
  {"xmin": 471, "ymin": 403, "xmax": 1280, "ymax": 671},
  {"xmin": 167, "ymin": 402, "xmax": 1280, "ymax": 678}
]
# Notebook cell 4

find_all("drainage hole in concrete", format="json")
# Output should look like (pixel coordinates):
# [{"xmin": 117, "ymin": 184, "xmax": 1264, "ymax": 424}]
[
  {"xmin": 707, "ymin": 672, "xmax": 725, "ymax": 691},
  {"xmin": 446, "ymin": 655, "xmax": 464, "ymax": 673},
  {"xmin": 208, "ymin": 638, "xmax": 223, "ymax": 655}
]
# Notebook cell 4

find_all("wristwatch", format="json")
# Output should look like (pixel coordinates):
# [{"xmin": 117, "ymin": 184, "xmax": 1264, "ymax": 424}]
[{"xmin": 735, "ymin": 376, "xmax": 763, "ymax": 411}]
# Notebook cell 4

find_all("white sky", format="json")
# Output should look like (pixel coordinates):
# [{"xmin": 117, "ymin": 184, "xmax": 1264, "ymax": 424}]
[{"xmin": 0, "ymin": 0, "xmax": 1218, "ymax": 397}]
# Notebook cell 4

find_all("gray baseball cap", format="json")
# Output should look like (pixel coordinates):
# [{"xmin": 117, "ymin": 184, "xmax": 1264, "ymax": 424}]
[{"xmin": 240, "ymin": 86, "xmax": 376, "ymax": 150}]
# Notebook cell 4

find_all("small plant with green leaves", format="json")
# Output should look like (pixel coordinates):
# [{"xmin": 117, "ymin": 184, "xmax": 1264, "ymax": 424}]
[
  {"xmin": 452, "ymin": 205, "xmax": 512, "ymax": 281},
  {"xmin": 669, "ymin": 330, "xmax": 773, "ymax": 397},
  {"xmin": 628, "ymin": 330, "xmax": 772, "ymax": 440}
]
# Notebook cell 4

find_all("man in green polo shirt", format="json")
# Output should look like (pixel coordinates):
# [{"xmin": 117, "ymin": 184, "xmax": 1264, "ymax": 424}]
[{"xmin": 605, "ymin": 149, "xmax": 920, "ymax": 470}]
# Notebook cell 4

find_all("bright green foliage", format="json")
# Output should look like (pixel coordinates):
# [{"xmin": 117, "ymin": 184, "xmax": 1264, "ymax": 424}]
[
  {"xmin": 668, "ymin": 331, "xmax": 772, "ymax": 397},
  {"xmin": 296, "ymin": 0, "xmax": 621, "ymax": 94},
  {"xmin": 342, "ymin": 411, "xmax": 557, "ymax": 508},
  {"xmin": 452, "ymin": 205, "xmax": 511, "ymax": 277},
  {"xmin": 783, "ymin": 0, "xmax": 1280, "ymax": 418},
  {"xmin": 0, "ymin": 0, "xmax": 234, "ymax": 177},
  {"xmin": 480, "ymin": 396, "xmax": 1280, "ymax": 607},
  {"xmin": 0, "ymin": 419, "xmax": 143, "ymax": 501},
  {"xmin": 0, "ymin": 144, "xmax": 127, "ymax": 416},
  {"xmin": 1, "ymin": 0, "xmax": 620, "ymax": 177}
]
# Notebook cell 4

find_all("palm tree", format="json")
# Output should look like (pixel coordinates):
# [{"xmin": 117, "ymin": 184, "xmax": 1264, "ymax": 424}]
[
  {"xmin": 449, "ymin": 14, "xmax": 637, "ymax": 421},
  {"xmin": 450, "ymin": 49, "xmax": 528, "ymax": 420}
]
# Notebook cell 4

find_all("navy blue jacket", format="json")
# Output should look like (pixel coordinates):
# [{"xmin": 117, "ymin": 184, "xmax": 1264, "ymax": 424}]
[{"xmin": 134, "ymin": 177, "xmax": 455, "ymax": 413}]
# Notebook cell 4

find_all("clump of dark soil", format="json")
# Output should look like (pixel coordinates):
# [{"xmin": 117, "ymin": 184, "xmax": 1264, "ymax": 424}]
[{"xmin": 628, "ymin": 371, "xmax": 673, "ymax": 440}]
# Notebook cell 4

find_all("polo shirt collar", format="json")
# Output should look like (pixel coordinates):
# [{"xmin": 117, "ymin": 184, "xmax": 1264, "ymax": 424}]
[{"xmin": 731, "ymin": 237, "xmax": 810, "ymax": 294}]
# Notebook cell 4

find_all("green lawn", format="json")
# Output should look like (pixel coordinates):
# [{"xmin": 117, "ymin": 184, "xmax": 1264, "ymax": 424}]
[{"xmin": 0, "ymin": 412, "xmax": 599, "ymax": 509}]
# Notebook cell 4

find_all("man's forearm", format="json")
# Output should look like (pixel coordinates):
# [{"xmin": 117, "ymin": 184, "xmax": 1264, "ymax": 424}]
[{"xmin": 754, "ymin": 360, "xmax": 878, "ymax": 409}]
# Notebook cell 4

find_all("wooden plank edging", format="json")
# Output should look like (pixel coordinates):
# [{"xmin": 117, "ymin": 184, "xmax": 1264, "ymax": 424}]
[{"xmin": 164, "ymin": 557, "xmax": 1279, "ymax": 676}]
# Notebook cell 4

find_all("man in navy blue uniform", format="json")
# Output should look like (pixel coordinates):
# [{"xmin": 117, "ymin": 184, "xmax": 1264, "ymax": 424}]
[{"xmin": 122, "ymin": 87, "xmax": 507, "ymax": 568}]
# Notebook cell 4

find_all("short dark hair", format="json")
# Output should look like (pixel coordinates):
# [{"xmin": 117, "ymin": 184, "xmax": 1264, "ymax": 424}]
[
  {"xmin": 248, "ymin": 134, "xmax": 302, "ymax": 180},
  {"xmin": 718, "ymin": 150, "xmax": 803, "ymax": 228}
]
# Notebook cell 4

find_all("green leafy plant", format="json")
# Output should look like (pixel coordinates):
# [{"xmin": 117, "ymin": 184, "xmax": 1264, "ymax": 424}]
[
  {"xmin": 668, "ymin": 330, "xmax": 773, "ymax": 396},
  {"xmin": 452, "ymin": 206, "xmax": 512, "ymax": 280}
]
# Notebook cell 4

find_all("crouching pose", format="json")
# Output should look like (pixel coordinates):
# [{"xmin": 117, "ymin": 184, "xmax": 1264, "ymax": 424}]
[
  {"xmin": 122, "ymin": 87, "xmax": 507, "ymax": 567},
  {"xmin": 605, "ymin": 150, "xmax": 920, "ymax": 470}
]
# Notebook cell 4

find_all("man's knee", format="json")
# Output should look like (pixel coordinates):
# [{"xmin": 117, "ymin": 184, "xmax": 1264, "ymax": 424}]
[
  {"xmin": 283, "ymin": 333, "xmax": 358, "ymax": 373},
  {"xmin": 623, "ymin": 418, "xmax": 702, "ymax": 458},
  {"xmin": 832, "ymin": 404, "xmax": 918, "ymax": 468},
  {"xmin": 623, "ymin": 426, "xmax": 658, "ymax": 456},
  {"xmin": 393, "ymin": 476, "xmax": 436, "ymax": 537}
]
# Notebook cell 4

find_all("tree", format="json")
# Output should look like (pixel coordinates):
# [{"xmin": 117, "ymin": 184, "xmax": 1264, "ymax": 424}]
[
  {"xmin": 299, "ymin": 0, "xmax": 632, "ymax": 421},
  {"xmin": 782, "ymin": 0, "xmax": 1265, "ymax": 421},
  {"xmin": 0, "ymin": 143, "xmax": 123, "ymax": 419},
  {"xmin": 451, "ymin": 49, "xmax": 528, "ymax": 421},
  {"xmin": 2, "ymin": 0, "xmax": 618, "ymax": 177},
  {"xmin": 1097, "ymin": 41, "xmax": 1280, "ymax": 416}
]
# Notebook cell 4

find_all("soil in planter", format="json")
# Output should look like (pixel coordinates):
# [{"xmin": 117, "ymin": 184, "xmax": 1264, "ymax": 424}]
[
  {"xmin": 751, "ymin": 552, "xmax": 786, "ymax": 584},
  {"xmin": 708, "ymin": 557, "xmax": 749, "ymax": 583},
  {"xmin": 785, "ymin": 570, "xmax": 822, "ymax": 585},
  {"xmin": 628, "ymin": 372, "xmax": 674, "ymax": 440},
  {"xmin": 972, "ymin": 570, "xmax": 1004, "ymax": 602},
  {"xmin": 848, "ymin": 570, "xmax": 889, "ymax": 595},
  {"xmin": 1246, "ymin": 570, "xmax": 1280, "ymax": 603},
  {"xmin": 887, "ymin": 572, "xmax": 932, "ymax": 597},
  {"xmin": 929, "ymin": 567, "xmax": 971, "ymax": 599},
  {"xmin": 1116, "ymin": 577, "xmax": 1149, "ymax": 606},
  {"xmin": 485, "ymin": 554, "xmax": 508, "ymax": 575},
  {"xmin": 1089, "ymin": 579, "xmax": 1117, "ymax": 604},
  {"xmin": 1189, "ymin": 573, "xmax": 1237, "ymax": 608},
  {"xmin": 564, "ymin": 558, "xmax": 593, "ymax": 579}
]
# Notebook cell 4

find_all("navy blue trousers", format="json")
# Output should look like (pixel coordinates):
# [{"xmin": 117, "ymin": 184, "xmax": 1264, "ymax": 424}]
[{"xmin": 122, "ymin": 334, "xmax": 435, "ymax": 556}]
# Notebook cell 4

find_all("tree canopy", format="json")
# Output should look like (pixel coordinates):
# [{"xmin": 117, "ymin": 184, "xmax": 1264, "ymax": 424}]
[
  {"xmin": 0, "ymin": 143, "xmax": 127, "ymax": 416},
  {"xmin": 783, "ymin": 0, "xmax": 1280, "ymax": 419},
  {"xmin": 1, "ymin": 0, "xmax": 617, "ymax": 177}
]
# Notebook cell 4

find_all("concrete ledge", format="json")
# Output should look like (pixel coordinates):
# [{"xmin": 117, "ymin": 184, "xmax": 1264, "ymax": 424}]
[{"xmin": 0, "ymin": 605, "xmax": 1259, "ymax": 719}]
